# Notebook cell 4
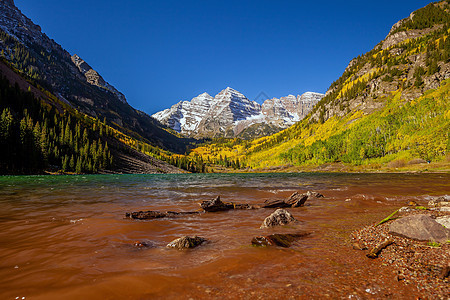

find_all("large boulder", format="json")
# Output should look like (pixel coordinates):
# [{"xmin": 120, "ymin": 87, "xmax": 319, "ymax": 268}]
[
  {"xmin": 260, "ymin": 209, "xmax": 298, "ymax": 229},
  {"xmin": 251, "ymin": 232, "xmax": 310, "ymax": 247},
  {"xmin": 389, "ymin": 214, "xmax": 450, "ymax": 243},
  {"xmin": 166, "ymin": 236, "xmax": 207, "ymax": 250}
]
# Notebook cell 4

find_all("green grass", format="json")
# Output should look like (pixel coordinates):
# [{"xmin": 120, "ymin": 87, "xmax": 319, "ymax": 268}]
[{"xmin": 426, "ymin": 241, "xmax": 441, "ymax": 247}]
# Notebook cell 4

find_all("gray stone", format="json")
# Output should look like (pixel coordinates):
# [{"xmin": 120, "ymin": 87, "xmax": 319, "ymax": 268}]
[
  {"xmin": 398, "ymin": 206, "xmax": 412, "ymax": 213},
  {"xmin": 435, "ymin": 216, "xmax": 450, "ymax": 229},
  {"xmin": 166, "ymin": 236, "xmax": 207, "ymax": 250},
  {"xmin": 389, "ymin": 214, "xmax": 450, "ymax": 243},
  {"xmin": 428, "ymin": 196, "xmax": 450, "ymax": 208},
  {"xmin": 430, "ymin": 207, "xmax": 450, "ymax": 212},
  {"xmin": 260, "ymin": 209, "xmax": 297, "ymax": 229}
]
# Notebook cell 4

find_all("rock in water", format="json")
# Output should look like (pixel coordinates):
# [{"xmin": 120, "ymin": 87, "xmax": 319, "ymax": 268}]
[
  {"xmin": 260, "ymin": 209, "xmax": 297, "ymax": 228},
  {"xmin": 261, "ymin": 199, "xmax": 291, "ymax": 209},
  {"xmin": 252, "ymin": 232, "xmax": 310, "ymax": 247},
  {"xmin": 166, "ymin": 236, "xmax": 207, "ymax": 250},
  {"xmin": 262, "ymin": 191, "xmax": 324, "ymax": 208},
  {"xmin": 366, "ymin": 239, "xmax": 394, "ymax": 259},
  {"xmin": 304, "ymin": 191, "xmax": 324, "ymax": 198},
  {"xmin": 125, "ymin": 210, "xmax": 201, "ymax": 220},
  {"xmin": 285, "ymin": 192, "xmax": 308, "ymax": 208},
  {"xmin": 133, "ymin": 240, "xmax": 154, "ymax": 248},
  {"xmin": 126, "ymin": 211, "xmax": 167, "ymax": 219},
  {"xmin": 389, "ymin": 214, "xmax": 450, "ymax": 243},
  {"xmin": 201, "ymin": 196, "xmax": 234, "ymax": 212}
]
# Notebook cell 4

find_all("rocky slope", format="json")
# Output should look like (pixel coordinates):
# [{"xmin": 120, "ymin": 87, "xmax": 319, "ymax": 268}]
[
  {"xmin": 71, "ymin": 54, "xmax": 127, "ymax": 104},
  {"xmin": 153, "ymin": 87, "xmax": 323, "ymax": 139},
  {"xmin": 0, "ymin": 0, "xmax": 190, "ymax": 153},
  {"xmin": 309, "ymin": 0, "xmax": 450, "ymax": 123}
]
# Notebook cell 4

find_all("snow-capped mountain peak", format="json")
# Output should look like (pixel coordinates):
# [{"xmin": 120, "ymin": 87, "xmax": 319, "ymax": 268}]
[{"xmin": 153, "ymin": 88, "xmax": 324, "ymax": 139}]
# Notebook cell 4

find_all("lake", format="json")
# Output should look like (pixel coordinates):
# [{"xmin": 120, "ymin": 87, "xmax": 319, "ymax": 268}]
[{"xmin": 0, "ymin": 173, "xmax": 448, "ymax": 299}]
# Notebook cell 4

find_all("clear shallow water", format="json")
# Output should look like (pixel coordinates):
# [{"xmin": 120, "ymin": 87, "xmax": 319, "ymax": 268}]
[{"xmin": 0, "ymin": 173, "xmax": 448, "ymax": 299}]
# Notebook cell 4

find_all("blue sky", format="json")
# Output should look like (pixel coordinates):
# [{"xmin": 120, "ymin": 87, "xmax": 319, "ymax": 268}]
[{"xmin": 16, "ymin": 0, "xmax": 432, "ymax": 114}]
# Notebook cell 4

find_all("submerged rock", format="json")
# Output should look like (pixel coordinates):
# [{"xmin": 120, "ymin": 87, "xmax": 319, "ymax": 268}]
[
  {"xmin": 125, "ymin": 210, "xmax": 201, "ymax": 220},
  {"xmin": 166, "ymin": 236, "xmax": 207, "ymax": 250},
  {"xmin": 126, "ymin": 211, "xmax": 166, "ymax": 219},
  {"xmin": 201, "ymin": 196, "xmax": 235, "ymax": 212},
  {"xmin": 303, "ymin": 191, "xmax": 325, "ymax": 198},
  {"xmin": 389, "ymin": 214, "xmax": 450, "ymax": 243},
  {"xmin": 262, "ymin": 191, "xmax": 324, "ymax": 208},
  {"xmin": 133, "ymin": 240, "xmax": 154, "ymax": 248},
  {"xmin": 366, "ymin": 239, "xmax": 394, "ymax": 259},
  {"xmin": 260, "ymin": 209, "xmax": 298, "ymax": 228},
  {"xmin": 252, "ymin": 232, "xmax": 310, "ymax": 247},
  {"xmin": 233, "ymin": 203, "xmax": 255, "ymax": 210}
]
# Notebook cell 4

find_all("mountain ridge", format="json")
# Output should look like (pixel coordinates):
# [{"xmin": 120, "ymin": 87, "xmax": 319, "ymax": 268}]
[
  {"xmin": 153, "ymin": 87, "xmax": 323, "ymax": 139},
  {"xmin": 0, "ymin": 0, "xmax": 191, "ymax": 153}
]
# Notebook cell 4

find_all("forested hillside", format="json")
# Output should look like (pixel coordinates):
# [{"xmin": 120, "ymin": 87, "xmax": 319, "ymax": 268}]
[
  {"xmin": 189, "ymin": 1, "xmax": 450, "ymax": 172},
  {"xmin": 0, "ymin": 72, "xmax": 112, "ymax": 174},
  {"xmin": 0, "ymin": 0, "xmax": 215, "ymax": 174},
  {"xmin": 0, "ymin": 59, "xmax": 205, "ymax": 174},
  {"xmin": 0, "ymin": 0, "xmax": 192, "ymax": 154}
]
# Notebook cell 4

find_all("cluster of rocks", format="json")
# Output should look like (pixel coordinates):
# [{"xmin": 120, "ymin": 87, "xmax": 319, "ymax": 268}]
[
  {"xmin": 351, "ymin": 196, "xmax": 450, "ymax": 299},
  {"xmin": 125, "ymin": 191, "xmax": 322, "ymax": 250}
]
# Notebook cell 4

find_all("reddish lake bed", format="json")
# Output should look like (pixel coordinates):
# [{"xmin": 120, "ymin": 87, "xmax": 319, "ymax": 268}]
[{"xmin": 0, "ymin": 173, "xmax": 448, "ymax": 299}]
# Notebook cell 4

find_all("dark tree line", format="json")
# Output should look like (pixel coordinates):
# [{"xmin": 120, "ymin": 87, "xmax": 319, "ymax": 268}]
[{"xmin": 0, "ymin": 75, "xmax": 112, "ymax": 174}]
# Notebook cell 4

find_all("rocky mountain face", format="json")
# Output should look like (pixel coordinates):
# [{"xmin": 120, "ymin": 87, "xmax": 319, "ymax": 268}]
[
  {"xmin": 309, "ymin": 0, "xmax": 450, "ymax": 123},
  {"xmin": 153, "ymin": 87, "xmax": 323, "ymax": 139},
  {"xmin": 0, "ymin": 0, "xmax": 189, "ymax": 153},
  {"xmin": 71, "ymin": 54, "xmax": 127, "ymax": 103}
]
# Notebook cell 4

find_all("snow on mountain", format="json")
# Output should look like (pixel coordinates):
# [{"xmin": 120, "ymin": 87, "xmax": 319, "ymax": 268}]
[
  {"xmin": 153, "ymin": 92, "xmax": 214, "ymax": 135},
  {"xmin": 153, "ymin": 88, "xmax": 324, "ymax": 139}
]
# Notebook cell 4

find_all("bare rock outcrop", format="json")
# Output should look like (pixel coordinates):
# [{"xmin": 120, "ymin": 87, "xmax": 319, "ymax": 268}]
[{"xmin": 71, "ymin": 54, "xmax": 127, "ymax": 103}]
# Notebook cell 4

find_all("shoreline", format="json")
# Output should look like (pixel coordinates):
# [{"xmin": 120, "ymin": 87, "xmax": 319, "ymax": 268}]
[{"xmin": 0, "ymin": 168, "xmax": 449, "ymax": 176}]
